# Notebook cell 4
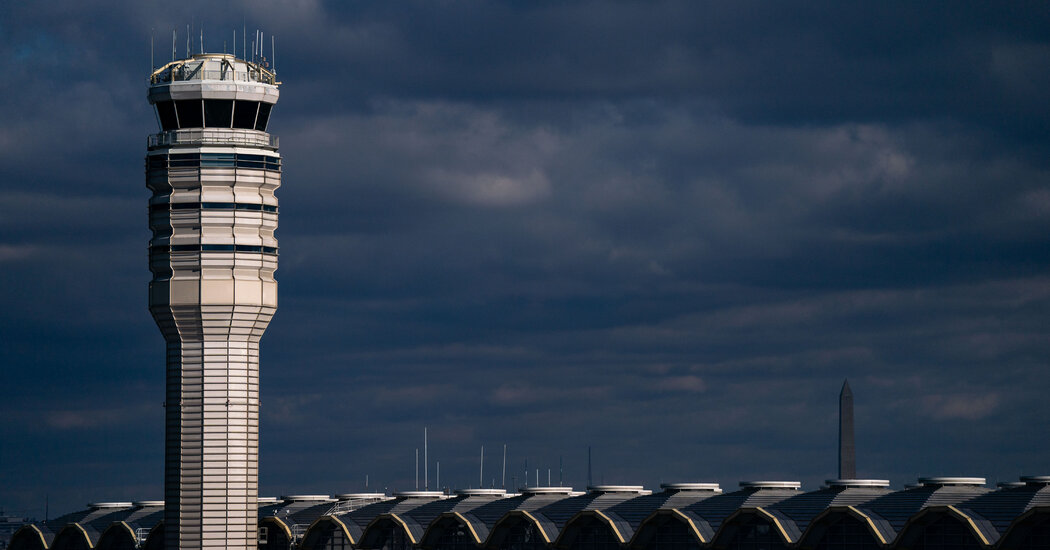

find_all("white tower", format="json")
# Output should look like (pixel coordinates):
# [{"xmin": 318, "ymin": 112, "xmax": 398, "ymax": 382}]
[{"xmin": 147, "ymin": 53, "xmax": 280, "ymax": 550}]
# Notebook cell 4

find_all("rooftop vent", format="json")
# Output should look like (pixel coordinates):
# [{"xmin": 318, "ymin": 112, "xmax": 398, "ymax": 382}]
[
  {"xmin": 825, "ymin": 479, "xmax": 890, "ymax": 488},
  {"xmin": 587, "ymin": 485, "xmax": 651, "ymax": 495},
  {"xmin": 392, "ymin": 491, "xmax": 445, "ymax": 498},
  {"xmin": 1021, "ymin": 476, "xmax": 1050, "ymax": 486},
  {"xmin": 917, "ymin": 477, "xmax": 985, "ymax": 487},
  {"xmin": 335, "ymin": 493, "xmax": 388, "ymax": 500},
  {"xmin": 281, "ymin": 495, "xmax": 334, "ymax": 502},
  {"xmin": 88, "ymin": 502, "xmax": 133, "ymax": 509},
  {"xmin": 739, "ymin": 481, "xmax": 801, "ymax": 490},
  {"xmin": 455, "ymin": 488, "xmax": 507, "ymax": 496},
  {"xmin": 660, "ymin": 483, "xmax": 722, "ymax": 493},
  {"xmin": 520, "ymin": 486, "xmax": 574, "ymax": 495},
  {"xmin": 133, "ymin": 501, "xmax": 165, "ymax": 507}
]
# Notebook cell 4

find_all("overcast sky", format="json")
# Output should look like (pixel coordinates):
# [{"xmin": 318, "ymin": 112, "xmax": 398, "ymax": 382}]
[{"xmin": 1, "ymin": 1, "xmax": 1049, "ymax": 517}]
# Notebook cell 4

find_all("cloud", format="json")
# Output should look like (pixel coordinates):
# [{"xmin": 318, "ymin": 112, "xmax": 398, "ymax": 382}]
[{"xmin": 922, "ymin": 393, "xmax": 1001, "ymax": 421}]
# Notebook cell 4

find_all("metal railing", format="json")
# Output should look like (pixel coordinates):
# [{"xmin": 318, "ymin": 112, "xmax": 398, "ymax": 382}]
[
  {"xmin": 135, "ymin": 527, "xmax": 151, "ymax": 542},
  {"xmin": 150, "ymin": 59, "xmax": 276, "ymax": 86},
  {"xmin": 148, "ymin": 129, "xmax": 278, "ymax": 149}
]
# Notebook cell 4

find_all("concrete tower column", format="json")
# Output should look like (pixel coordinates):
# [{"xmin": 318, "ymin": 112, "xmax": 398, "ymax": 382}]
[{"xmin": 146, "ymin": 54, "xmax": 280, "ymax": 550}]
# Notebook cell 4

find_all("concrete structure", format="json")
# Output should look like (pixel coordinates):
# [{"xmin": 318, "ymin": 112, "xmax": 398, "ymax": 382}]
[
  {"xmin": 11, "ymin": 477, "xmax": 1050, "ymax": 549},
  {"xmin": 146, "ymin": 53, "xmax": 281, "ymax": 550}
]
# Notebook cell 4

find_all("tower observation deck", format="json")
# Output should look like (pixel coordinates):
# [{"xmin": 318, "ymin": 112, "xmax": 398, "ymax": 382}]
[{"xmin": 146, "ymin": 53, "xmax": 280, "ymax": 550}]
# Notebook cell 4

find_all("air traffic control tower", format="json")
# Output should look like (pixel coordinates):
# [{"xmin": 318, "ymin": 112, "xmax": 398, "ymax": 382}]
[{"xmin": 146, "ymin": 53, "xmax": 280, "ymax": 549}]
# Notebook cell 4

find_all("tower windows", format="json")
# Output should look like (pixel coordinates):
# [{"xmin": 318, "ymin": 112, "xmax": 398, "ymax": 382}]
[
  {"xmin": 156, "ymin": 101, "xmax": 178, "ymax": 131},
  {"xmin": 153, "ymin": 99, "xmax": 274, "ymax": 131},
  {"xmin": 204, "ymin": 99, "xmax": 234, "ymax": 128},
  {"xmin": 174, "ymin": 100, "xmax": 204, "ymax": 128},
  {"xmin": 255, "ymin": 102, "xmax": 272, "ymax": 131},
  {"xmin": 233, "ymin": 101, "xmax": 259, "ymax": 129}
]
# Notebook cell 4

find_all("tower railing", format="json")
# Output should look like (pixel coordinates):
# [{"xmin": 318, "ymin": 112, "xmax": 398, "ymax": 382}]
[{"xmin": 148, "ymin": 128, "xmax": 278, "ymax": 150}]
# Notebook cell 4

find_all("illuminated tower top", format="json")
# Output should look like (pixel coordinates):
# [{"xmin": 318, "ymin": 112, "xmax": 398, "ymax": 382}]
[{"xmin": 148, "ymin": 54, "xmax": 279, "ymax": 144}]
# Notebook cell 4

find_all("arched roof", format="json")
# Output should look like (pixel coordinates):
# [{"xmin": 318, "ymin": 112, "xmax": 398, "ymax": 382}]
[
  {"xmin": 794, "ymin": 505, "xmax": 891, "ymax": 548},
  {"xmin": 359, "ymin": 512, "xmax": 420, "ymax": 547},
  {"xmin": 851, "ymin": 481, "xmax": 992, "ymax": 544},
  {"xmin": 673, "ymin": 484, "xmax": 802, "ymax": 540},
  {"xmin": 629, "ymin": 508, "xmax": 709, "ymax": 547},
  {"xmin": 893, "ymin": 505, "xmax": 993, "ymax": 548},
  {"xmin": 709, "ymin": 506, "xmax": 797, "ymax": 547},
  {"xmin": 553, "ymin": 509, "xmax": 628, "ymax": 548},
  {"xmin": 299, "ymin": 515, "xmax": 357, "ymax": 550},
  {"xmin": 484, "ymin": 509, "xmax": 557, "ymax": 548},
  {"xmin": 998, "ymin": 505, "xmax": 1050, "ymax": 548},
  {"xmin": 49, "ymin": 523, "xmax": 94, "ymax": 550},
  {"xmin": 94, "ymin": 522, "xmax": 137, "ymax": 550},
  {"xmin": 9, "ymin": 524, "xmax": 50, "ymax": 550},
  {"xmin": 418, "ymin": 512, "xmax": 485, "ymax": 548}
]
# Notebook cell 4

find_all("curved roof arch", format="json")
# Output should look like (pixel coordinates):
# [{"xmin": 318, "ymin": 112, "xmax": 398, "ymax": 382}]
[
  {"xmin": 419, "ymin": 511, "xmax": 484, "ymax": 548},
  {"xmin": 298, "ymin": 515, "xmax": 356, "ymax": 550},
  {"xmin": 483, "ymin": 510, "xmax": 553, "ymax": 548},
  {"xmin": 94, "ymin": 522, "xmax": 137, "ymax": 550},
  {"xmin": 8, "ymin": 524, "xmax": 50, "ymax": 550},
  {"xmin": 553, "ymin": 510, "xmax": 626, "ymax": 549},
  {"xmin": 141, "ymin": 520, "xmax": 163, "ymax": 550},
  {"xmin": 359, "ymin": 513, "xmax": 418, "ymax": 548},
  {"xmin": 629, "ymin": 508, "xmax": 707, "ymax": 547},
  {"xmin": 795, "ymin": 505, "xmax": 889, "ymax": 548},
  {"xmin": 893, "ymin": 505, "xmax": 991, "ymax": 548},
  {"xmin": 49, "ymin": 524, "xmax": 94, "ymax": 550},
  {"xmin": 709, "ymin": 507, "xmax": 795, "ymax": 548},
  {"xmin": 997, "ymin": 506, "xmax": 1050, "ymax": 549}
]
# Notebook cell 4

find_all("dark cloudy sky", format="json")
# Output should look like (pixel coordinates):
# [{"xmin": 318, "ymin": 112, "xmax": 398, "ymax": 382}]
[{"xmin": 2, "ymin": 1, "xmax": 1049, "ymax": 517}]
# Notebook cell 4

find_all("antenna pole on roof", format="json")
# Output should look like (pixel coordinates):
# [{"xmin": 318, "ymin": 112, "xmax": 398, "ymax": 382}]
[
  {"xmin": 536, "ymin": 469, "xmax": 539, "ymax": 487},
  {"xmin": 479, "ymin": 446, "xmax": 485, "ymax": 489},
  {"xmin": 560, "ymin": 456, "xmax": 563, "ymax": 486},
  {"xmin": 524, "ymin": 458, "xmax": 528, "ymax": 488},
  {"xmin": 424, "ymin": 427, "xmax": 428, "ymax": 490},
  {"xmin": 151, "ymin": 29, "xmax": 154, "ymax": 72},
  {"xmin": 548, "ymin": 468, "xmax": 551, "ymax": 486},
  {"xmin": 366, "ymin": 474, "xmax": 369, "ymax": 489},
  {"xmin": 415, "ymin": 448, "xmax": 419, "ymax": 490},
  {"xmin": 272, "ymin": 35, "xmax": 276, "ymax": 73},
  {"xmin": 185, "ymin": 24, "xmax": 189, "ymax": 58},
  {"xmin": 201, "ymin": 24, "xmax": 204, "ymax": 54},
  {"xmin": 502, "ymin": 444, "xmax": 507, "ymax": 489},
  {"xmin": 172, "ymin": 28, "xmax": 176, "ymax": 62},
  {"xmin": 242, "ymin": 21, "xmax": 246, "ymax": 61},
  {"xmin": 437, "ymin": 461, "xmax": 440, "ymax": 492},
  {"xmin": 588, "ymin": 446, "xmax": 592, "ymax": 487},
  {"xmin": 233, "ymin": 29, "xmax": 236, "ymax": 58}
]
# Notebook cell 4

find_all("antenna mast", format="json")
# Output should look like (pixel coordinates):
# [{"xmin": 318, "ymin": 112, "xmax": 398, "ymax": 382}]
[
  {"xmin": 424, "ymin": 427, "xmax": 428, "ymax": 490},
  {"xmin": 479, "ymin": 446, "xmax": 485, "ymax": 488},
  {"xmin": 502, "ymin": 444, "xmax": 507, "ymax": 489},
  {"xmin": 415, "ymin": 448, "xmax": 419, "ymax": 490}
]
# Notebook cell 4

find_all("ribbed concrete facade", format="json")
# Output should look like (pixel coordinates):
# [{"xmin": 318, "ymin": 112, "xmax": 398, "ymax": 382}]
[{"xmin": 146, "ymin": 53, "xmax": 280, "ymax": 550}]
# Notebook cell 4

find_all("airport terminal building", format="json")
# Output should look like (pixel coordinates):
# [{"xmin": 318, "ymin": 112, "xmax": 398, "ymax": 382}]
[{"xmin": 9, "ymin": 476, "xmax": 1050, "ymax": 550}]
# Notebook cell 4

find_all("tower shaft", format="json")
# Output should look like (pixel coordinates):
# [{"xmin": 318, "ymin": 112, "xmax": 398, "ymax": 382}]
[{"xmin": 147, "ymin": 54, "xmax": 280, "ymax": 550}]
